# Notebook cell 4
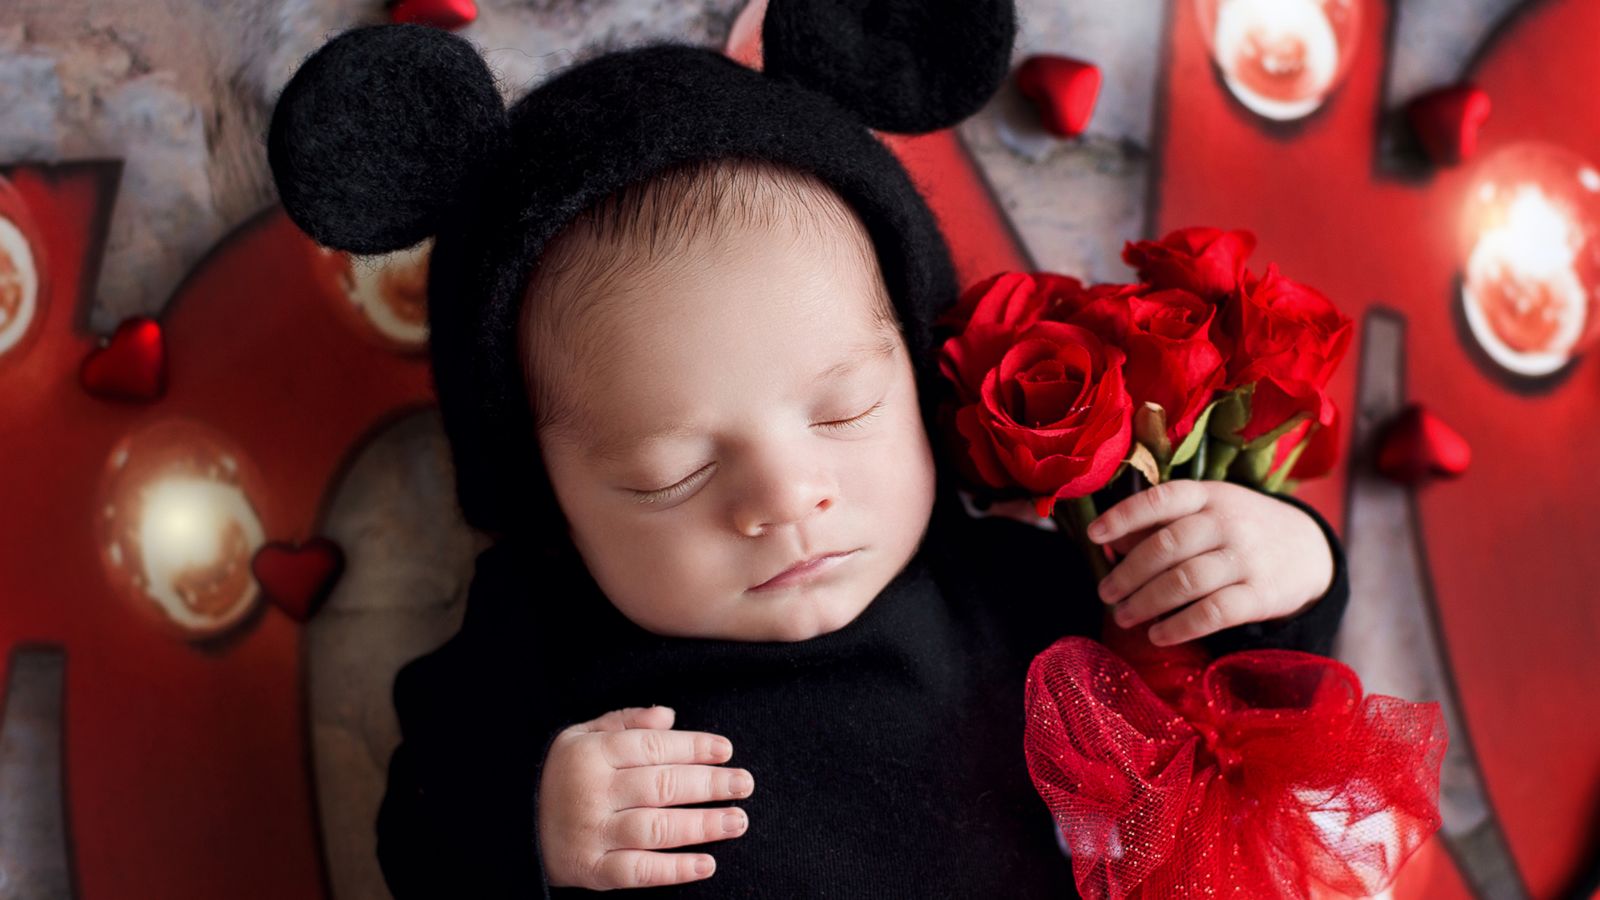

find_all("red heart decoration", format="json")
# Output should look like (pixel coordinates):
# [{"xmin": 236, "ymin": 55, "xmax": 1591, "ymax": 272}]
[
  {"xmin": 388, "ymin": 0, "xmax": 478, "ymax": 30},
  {"xmin": 1405, "ymin": 84, "xmax": 1491, "ymax": 166},
  {"xmin": 1376, "ymin": 404, "xmax": 1471, "ymax": 484},
  {"xmin": 252, "ymin": 537, "xmax": 346, "ymax": 623},
  {"xmin": 1014, "ymin": 55, "xmax": 1101, "ymax": 138},
  {"xmin": 79, "ymin": 316, "xmax": 166, "ymax": 403}
]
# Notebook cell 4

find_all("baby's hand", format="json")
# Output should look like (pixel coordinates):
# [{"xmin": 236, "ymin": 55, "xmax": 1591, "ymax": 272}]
[
  {"xmin": 537, "ymin": 706, "xmax": 753, "ymax": 890},
  {"xmin": 1087, "ymin": 479, "xmax": 1335, "ymax": 646}
]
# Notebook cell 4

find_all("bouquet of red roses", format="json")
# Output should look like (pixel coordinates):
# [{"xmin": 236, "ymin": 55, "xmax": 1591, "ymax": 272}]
[
  {"xmin": 936, "ymin": 227, "xmax": 1350, "ymax": 547},
  {"xmin": 935, "ymin": 228, "xmax": 1446, "ymax": 900}
]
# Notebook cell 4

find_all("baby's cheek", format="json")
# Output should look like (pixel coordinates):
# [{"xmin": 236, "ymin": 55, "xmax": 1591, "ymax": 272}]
[
  {"xmin": 884, "ymin": 409, "xmax": 937, "ymax": 513},
  {"xmin": 653, "ymin": 524, "xmax": 750, "ymax": 608}
]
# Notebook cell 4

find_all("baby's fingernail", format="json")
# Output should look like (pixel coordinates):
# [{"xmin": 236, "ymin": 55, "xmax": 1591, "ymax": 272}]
[
  {"xmin": 714, "ymin": 737, "xmax": 732, "ymax": 758},
  {"xmin": 1087, "ymin": 520, "xmax": 1107, "ymax": 541},
  {"xmin": 723, "ymin": 810, "xmax": 747, "ymax": 834},
  {"xmin": 1098, "ymin": 577, "xmax": 1116, "ymax": 602},
  {"xmin": 731, "ymin": 771, "xmax": 753, "ymax": 797},
  {"xmin": 696, "ymin": 856, "xmax": 715, "ymax": 876}
]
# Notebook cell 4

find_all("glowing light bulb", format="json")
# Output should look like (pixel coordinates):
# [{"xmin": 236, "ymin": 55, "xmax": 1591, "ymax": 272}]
[
  {"xmin": 1458, "ymin": 143, "xmax": 1600, "ymax": 376},
  {"xmin": 95, "ymin": 419, "xmax": 267, "ymax": 639},
  {"xmin": 0, "ymin": 174, "xmax": 46, "ymax": 361},
  {"xmin": 312, "ymin": 239, "xmax": 431, "ymax": 353},
  {"xmin": 1195, "ymin": 0, "xmax": 1362, "ymax": 121}
]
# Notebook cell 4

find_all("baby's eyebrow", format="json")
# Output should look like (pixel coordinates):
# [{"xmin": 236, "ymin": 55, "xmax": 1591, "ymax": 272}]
[{"xmin": 590, "ymin": 336, "xmax": 895, "ymax": 462}]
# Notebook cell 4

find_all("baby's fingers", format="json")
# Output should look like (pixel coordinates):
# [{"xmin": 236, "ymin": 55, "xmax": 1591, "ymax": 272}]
[
  {"xmin": 1098, "ymin": 514, "xmax": 1224, "ymax": 606},
  {"xmin": 591, "ymin": 848, "xmax": 717, "ymax": 889},
  {"xmin": 1147, "ymin": 584, "xmax": 1258, "ymax": 646},
  {"xmin": 578, "ymin": 706, "xmax": 675, "ymax": 733},
  {"xmin": 611, "ymin": 764, "xmax": 754, "ymax": 810},
  {"xmin": 602, "ymin": 728, "xmax": 733, "ymax": 768},
  {"xmin": 1107, "ymin": 524, "xmax": 1160, "ymax": 559},
  {"xmin": 607, "ymin": 806, "xmax": 749, "ymax": 851},
  {"xmin": 1089, "ymin": 479, "xmax": 1209, "ymax": 546},
  {"xmin": 1110, "ymin": 548, "xmax": 1241, "ymax": 630}
]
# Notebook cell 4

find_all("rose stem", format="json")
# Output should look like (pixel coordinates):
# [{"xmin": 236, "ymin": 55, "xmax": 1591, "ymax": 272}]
[
  {"xmin": 1203, "ymin": 439, "xmax": 1239, "ymax": 481},
  {"xmin": 1057, "ymin": 494, "xmax": 1113, "ymax": 582}
]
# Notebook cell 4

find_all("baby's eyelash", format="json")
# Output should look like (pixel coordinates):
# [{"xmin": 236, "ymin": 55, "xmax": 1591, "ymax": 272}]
[
  {"xmin": 630, "ymin": 401, "xmax": 888, "ymax": 505},
  {"xmin": 817, "ymin": 400, "xmax": 886, "ymax": 432},
  {"xmin": 632, "ymin": 464, "xmax": 712, "ymax": 505}
]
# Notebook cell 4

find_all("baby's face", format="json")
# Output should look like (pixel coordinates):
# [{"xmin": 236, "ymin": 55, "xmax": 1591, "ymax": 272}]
[{"xmin": 534, "ymin": 213, "xmax": 937, "ymax": 642}]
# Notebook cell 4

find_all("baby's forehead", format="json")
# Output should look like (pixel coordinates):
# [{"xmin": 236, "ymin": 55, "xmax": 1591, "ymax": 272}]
[{"xmin": 524, "ymin": 158, "xmax": 902, "ymax": 433}]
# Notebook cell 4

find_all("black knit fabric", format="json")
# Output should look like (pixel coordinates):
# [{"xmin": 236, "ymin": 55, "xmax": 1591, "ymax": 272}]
[
  {"xmin": 374, "ymin": 483, "xmax": 1350, "ymax": 898},
  {"xmin": 761, "ymin": 0, "xmax": 1016, "ymax": 133}
]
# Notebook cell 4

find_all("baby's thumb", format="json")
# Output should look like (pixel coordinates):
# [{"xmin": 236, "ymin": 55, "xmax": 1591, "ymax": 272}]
[{"xmin": 583, "ymin": 705, "xmax": 675, "ymax": 733}]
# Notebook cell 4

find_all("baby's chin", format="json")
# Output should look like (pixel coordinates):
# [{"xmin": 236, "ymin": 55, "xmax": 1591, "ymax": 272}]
[
  {"xmin": 626, "ymin": 576, "xmax": 879, "ymax": 643},
  {"xmin": 734, "ymin": 587, "xmax": 876, "ymax": 643}
]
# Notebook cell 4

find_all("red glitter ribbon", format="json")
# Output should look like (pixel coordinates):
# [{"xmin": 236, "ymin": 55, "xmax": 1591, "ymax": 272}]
[{"xmin": 1024, "ymin": 636, "xmax": 1447, "ymax": 899}]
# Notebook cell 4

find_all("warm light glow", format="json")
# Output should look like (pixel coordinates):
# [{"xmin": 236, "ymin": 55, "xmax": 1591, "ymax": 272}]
[
  {"xmin": 1459, "ymin": 143, "xmax": 1600, "ymax": 375},
  {"xmin": 315, "ymin": 239, "xmax": 431, "ymax": 351},
  {"xmin": 0, "ymin": 213, "xmax": 39, "ymax": 358},
  {"xmin": 96, "ymin": 420, "xmax": 267, "ymax": 638},
  {"xmin": 138, "ymin": 476, "xmax": 259, "ymax": 626},
  {"xmin": 1196, "ymin": 0, "xmax": 1361, "ymax": 121}
]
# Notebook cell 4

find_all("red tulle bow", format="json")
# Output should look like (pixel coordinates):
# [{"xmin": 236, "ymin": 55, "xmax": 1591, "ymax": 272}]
[{"xmin": 1024, "ymin": 637, "xmax": 1447, "ymax": 900}]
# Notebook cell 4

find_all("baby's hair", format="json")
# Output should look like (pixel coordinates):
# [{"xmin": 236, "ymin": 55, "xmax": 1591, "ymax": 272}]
[{"xmin": 521, "ymin": 156, "xmax": 904, "ymax": 445}]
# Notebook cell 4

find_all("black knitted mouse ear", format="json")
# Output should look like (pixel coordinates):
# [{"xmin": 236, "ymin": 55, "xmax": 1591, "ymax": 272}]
[
  {"xmin": 759, "ymin": 0, "xmax": 1016, "ymax": 134},
  {"xmin": 267, "ymin": 23, "xmax": 509, "ymax": 255}
]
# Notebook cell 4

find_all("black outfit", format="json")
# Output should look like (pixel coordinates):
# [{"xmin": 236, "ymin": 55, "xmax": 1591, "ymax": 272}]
[{"xmin": 374, "ymin": 484, "xmax": 1349, "ymax": 898}]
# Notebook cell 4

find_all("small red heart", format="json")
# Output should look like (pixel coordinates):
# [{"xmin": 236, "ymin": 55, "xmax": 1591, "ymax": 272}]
[
  {"xmin": 1405, "ymin": 84, "xmax": 1491, "ymax": 166},
  {"xmin": 388, "ymin": 0, "xmax": 478, "ymax": 30},
  {"xmin": 1014, "ymin": 55, "xmax": 1101, "ymax": 138},
  {"xmin": 1376, "ymin": 404, "xmax": 1471, "ymax": 484},
  {"xmin": 252, "ymin": 538, "xmax": 346, "ymax": 623},
  {"xmin": 79, "ymin": 316, "xmax": 166, "ymax": 403}
]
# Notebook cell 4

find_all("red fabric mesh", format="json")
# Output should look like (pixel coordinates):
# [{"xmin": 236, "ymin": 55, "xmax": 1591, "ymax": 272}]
[{"xmin": 1024, "ymin": 634, "xmax": 1446, "ymax": 899}]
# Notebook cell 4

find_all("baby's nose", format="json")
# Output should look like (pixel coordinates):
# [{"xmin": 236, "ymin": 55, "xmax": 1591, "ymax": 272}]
[{"xmin": 734, "ymin": 472, "xmax": 835, "ymax": 536}]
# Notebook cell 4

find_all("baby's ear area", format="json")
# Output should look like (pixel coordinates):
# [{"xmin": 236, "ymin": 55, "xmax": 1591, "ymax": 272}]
[
  {"xmin": 760, "ymin": 0, "xmax": 1017, "ymax": 134},
  {"xmin": 266, "ymin": 23, "xmax": 509, "ymax": 255}
]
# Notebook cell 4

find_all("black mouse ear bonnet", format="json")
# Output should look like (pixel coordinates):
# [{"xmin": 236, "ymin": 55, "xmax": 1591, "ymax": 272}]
[{"xmin": 267, "ymin": 1, "xmax": 1017, "ymax": 540}]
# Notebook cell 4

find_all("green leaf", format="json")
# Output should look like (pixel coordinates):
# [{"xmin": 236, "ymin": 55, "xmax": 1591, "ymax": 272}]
[
  {"xmin": 1203, "ymin": 439, "xmax": 1240, "ymax": 480},
  {"xmin": 1234, "ymin": 437, "xmax": 1280, "ymax": 484},
  {"xmin": 1207, "ymin": 384, "xmax": 1254, "ymax": 446},
  {"xmin": 1170, "ymin": 399, "xmax": 1220, "ymax": 467},
  {"xmin": 1262, "ymin": 422, "xmax": 1318, "ymax": 492}
]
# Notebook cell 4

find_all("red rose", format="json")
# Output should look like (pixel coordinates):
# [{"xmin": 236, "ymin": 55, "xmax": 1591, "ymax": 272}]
[
  {"xmin": 1121, "ymin": 288, "xmax": 1226, "ymax": 445},
  {"xmin": 937, "ymin": 272, "xmax": 1052, "ymax": 404},
  {"xmin": 939, "ymin": 272, "xmax": 1135, "ymax": 403},
  {"xmin": 1122, "ymin": 227, "xmax": 1257, "ymax": 301},
  {"xmin": 1218, "ymin": 264, "xmax": 1353, "ymax": 454},
  {"xmin": 940, "ymin": 318, "xmax": 1133, "ymax": 518},
  {"xmin": 1038, "ymin": 278, "xmax": 1136, "ymax": 342}
]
